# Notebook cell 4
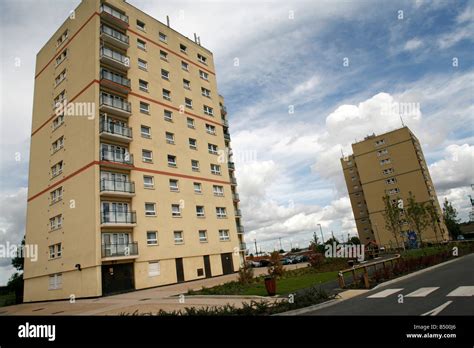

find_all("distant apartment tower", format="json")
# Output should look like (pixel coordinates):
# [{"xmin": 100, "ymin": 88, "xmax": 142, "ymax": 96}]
[
  {"xmin": 24, "ymin": 0, "xmax": 245, "ymax": 302},
  {"xmin": 340, "ymin": 127, "xmax": 448, "ymax": 248}
]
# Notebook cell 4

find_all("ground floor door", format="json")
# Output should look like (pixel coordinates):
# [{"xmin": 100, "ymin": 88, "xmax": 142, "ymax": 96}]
[
  {"xmin": 220, "ymin": 253, "xmax": 234, "ymax": 275},
  {"xmin": 175, "ymin": 258, "xmax": 185, "ymax": 283},
  {"xmin": 203, "ymin": 255, "xmax": 212, "ymax": 278},
  {"xmin": 101, "ymin": 263, "xmax": 134, "ymax": 295}
]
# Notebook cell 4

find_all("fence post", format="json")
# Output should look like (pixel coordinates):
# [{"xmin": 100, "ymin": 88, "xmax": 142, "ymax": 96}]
[
  {"xmin": 338, "ymin": 271, "xmax": 345, "ymax": 288},
  {"xmin": 363, "ymin": 267, "xmax": 370, "ymax": 289}
]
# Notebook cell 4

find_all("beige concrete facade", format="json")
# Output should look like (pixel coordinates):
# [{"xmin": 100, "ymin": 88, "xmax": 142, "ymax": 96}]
[
  {"xmin": 341, "ymin": 127, "xmax": 448, "ymax": 248},
  {"xmin": 24, "ymin": 0, "xmax": 245, "ymax": 302}
]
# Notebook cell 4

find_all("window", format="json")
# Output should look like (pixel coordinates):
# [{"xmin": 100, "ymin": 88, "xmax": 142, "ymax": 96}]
[
  {"xmin": 139, "ymin": 79, "xmax": 149, "ymax": 92},
  {"xmin": 52, "ymin": 114, "xmax": 64, "ymax": 130},
  {"xmin": 375, "ymin": 139, "xmax": 385, "ymax": 146},
  {"xmin": 166, "ymin": 132, "xmax": 175, "ymax": 144},
  {"xmin": 55, "ymin": 49, "xmax": 68, "ymax": 66},
  {"xmin": 185, "ymin": 98, "xmax": 193, "ymax": 108},
  {"xmin": 162, "ymin": 89, "xmax": 171, "ymax": 101},
  {"xmin": 351, "ymin": 176, "xmax": 357, "ymax": 181},
  {"xmin": 140, "ymin": 101, "xmax": 150, "ymax": 113},
  {"xmin": 147, "ymin": 231, "xmax": 158, "ymax": 245},
  {"xmin": 54, "ymin": 90, "xmax": 66, "ymax": 108},
  {"xmin": 159, "ymin": 32, "xmax": 167, "ymax": 42},
  {"xmin": 191, "ymin": 159, "xmax": 200, "ymax": 172},
  {"xmin": 141, "ymin": 125, "xmax": 151, "ymax": 138},
  {"xmin": 388, "ymin": 188, "xmax": 400, "ymax": 195},
  {"xmin": 216, "ymin": 207, "xmax": 227, "ymax": 218},
  {"xmin": 197, "ymin": 53, "xmax": 207, "ymax": 64},
  {"xmin": 386, "ymin": 178, "xmax": 397, "ymax": 185},
  {"xmin": 137, "ymin": 38, "xmax": 147, "ymax": 50},
  {"xmin": 219, "ymin": 229, "xmax": 230, "ymax": 241},
  {"xmin": 148, "ymin": 261, "xmax": 160, "ymax": 277},
  {"xmin": 189, "ymin": 138, "xmax": 197, "ymax": 150},
  {"xmin": 52, "ymin": 136, "xmax": 64, "ymax": 152},
  {"xmin": 199, "ymin": 70, "xmax": 209, "ymax": 80},
  {"xmin": 51, "ymin": 161, "xmax": 63, "ymax": 178},
  {"xmin": 187, "ymin": 117, "xmax": 195, "ymax": 129},
  {"xmin": 213, "ymin": 185, "xmax": 224, "ymax": 196},
  {"xmin": 50, "ymin": 187, "xmax": 63, "ymax": 204},
  {"xmin": 55, "ymin": 69, "xmax": 66, "ymax": 86},
  {"xmin": 210, "ymin": 164, "xmax": 221, "ymax": 175},
  {"xmin": 377, "ymin": 149, "xmax": 388, "ymax": 157},
  {"xmin": 138, "ymin": 58, "xmax": 148, "ymax": 71},
  {"xmin": 174, "ymin": 231, "xmax": 184, "ymax": 244},
  {"xmin": 196, "ymin": 205, "xmax": 205, "ymax": 217},
  {"xmin": 171, "ymin": 204, "xmax": 181, "ymax": 217},
  {"xmin": 201, "ymin": 87, "xmax": 211, "ymax": 98},
  {"xmin": 49, "ymin": 214, "xmax": 62, "ymax": 231},
  {"xmin": 206, "ymin": 124, "xmax": 216, "ymax": 135},
  {"xmin": 144, "ymin": 175, "xmax": 154, "ymax": 189},
  {"xmin": 168, "ymin": 155, "xmax": 177, "ymax": 167},
  {"xmin": 161, "ymin": 69, "xmax": 170, "ymax": 80},
  {"xmin": 181, "ymin": 61, "xmax": 189, "ymax": 71},
  {"xmin": 142, "ymin": 149, "xmax": 153, "ymax": 163},
  {"xmin": 48, "ymin": 274, "xmax": 62, "ymax": 290},
  {"xmin": 198, "ymin": 230, "xmax": 207, "ymax": 242},
  {"xmin": 383, "ymin": 168, "xmax": 394, "ymax": 175},
  {"xmin": 160, "ymin": 50, "xmax": 168, "ymax": 60},
  {"xmin": 136, "ymin": 20, "xmax": 146, "ymax": 31},
  {"xmin": 194, "ymin": 182, "xmax": 202, "ymax": 193},
  {"xmin": 183, "ymin": 79, "xmax": 191, "ymax": 90},
  {"xmin": 169, "ymin": 179, "xmax": 179, "ymax": 192},
  {"xmin": 49, "ymin": 243, "xmax": 62, "ymax": 259},
  {"xmin": 145, "ymin": 202, "xmax": 156, "ymax": 216},
  {"xmin": 57, "ymin": 29, "xmax": 68, "ymax": 47},
  {"xmin": 203, "ymin": 105, "xmax": 213, "ymax": 116},
  {"xmin": 164, "ymin": 109, "xmax": 173, "ymax": 122},
  {"xmin": 180, "ymin": 43, "xmax": 187, "ymax": 53},
  {"xmin": 208, "ymin": 143, "xmax": 218, "ymax": 155},
  {"xmin": 380, "ymin": 158, "xmax": 391, "ymax": 165}
]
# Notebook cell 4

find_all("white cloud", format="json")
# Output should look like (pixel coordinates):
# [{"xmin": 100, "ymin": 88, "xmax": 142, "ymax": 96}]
[
  {"xmin": 404, "ymin": 38, "xmax": 423, "ymax": 51},
  {"xmin": 430, "ymin": 144, "xmax": 474, "ymax": 191}
]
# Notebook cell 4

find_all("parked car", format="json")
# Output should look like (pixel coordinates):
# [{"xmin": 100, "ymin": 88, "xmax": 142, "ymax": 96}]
[
  {"xmin": 245, "ymin": 260, "xmax": 260, "ymax": 268},
  {"xmin": 280, "ymin": 258, "xmax": 292, "ymax": 265},
  {"xmin": 258, "ymin": 259, "xmax": 272, "ymax": 267}
]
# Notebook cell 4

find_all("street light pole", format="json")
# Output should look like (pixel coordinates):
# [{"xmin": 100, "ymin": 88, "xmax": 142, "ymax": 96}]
[{"xmin": 317, "ymin": 223, "xmax": 324, "ymax": 244}]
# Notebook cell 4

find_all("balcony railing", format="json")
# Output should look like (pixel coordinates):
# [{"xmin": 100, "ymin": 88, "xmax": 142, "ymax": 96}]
[
  {"xmin": 101, "ymin": 69, "xmax": 131, "ymax": 88},
  {"xmin": 224, "ymin": 133, "xmax": 231, "ymax": 141},
  {"xmin": 237, "ymin": 225, "xmax": 244, "ymax": 234},
  {"xmin": 100, "ymin": 47, "xmax": 130, "ymax": 67},
  {"xmin": 100, "ymin": 179, "xmax": 135, "ymax": 194},
  {"xmin": 100, "ymin": 94, "xmax": 131, "ymax": 113},
  {"xmin": 102, "ymin": 242, "xmax": 138, "ymax": 258},
  {"xmin": 228, "ymin": 161, "xmax": 235, "ymax": 170},
  {"xmin": 235, "ymin": 209, "xmax": 242, "ymax": 217},
  {"xmin": 220, "ymin": 105, "xmax": 227, "ymax": 116},
  {"xmin": 100, "ymin": 120, "xmax": 132, "ymax": 139},
  {"xmin": 230, "ymin": 177, "xmax": 237, "ymax": 185},
  {"xmin": 232, "ymin": 193, "xmax": 240, "ymax": 201},
  {"xmin": 239, "ymin": 242, "xmax": 247, "ymax": 251},
  {"xmin": 100, "ymin": 150, "xmax": 134, "ymax": 165},
  {"xmin": 222, "ymin": 118, "xmax": 229, "ymax": 127},
  {"xmin": 100, "ymin": 25, "xmax": 129, "ymax": 45},
  {"xmin": 101, "ymin": 211, "xmax": 136, "ymax": 224},
  {"xmin": 100, "ymin": 4, "xmax": 129, "ymax": 24}
]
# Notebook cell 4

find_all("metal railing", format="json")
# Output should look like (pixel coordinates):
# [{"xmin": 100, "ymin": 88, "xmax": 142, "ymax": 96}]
[
  {"xmin": 239, "ymin": 242, "xmax": 247, "ymax": 251},
  {"xmin": 100, "ymin": 211, "xmax": 136, "ymax": 224},
  {"xmin": 224, "ymin": 133, "xmax": 231, "ymax": 141},
  {"xmin": 100, "ymin": 179, "xmax": 135, "ymax": 193},
  {"xmin": 230, "ymin": 178, "xmax": 237, "ymax": 185},
  {"xmin": 232, "ymin": 193, "xmax": 240, "ymax": 201},
  {"xmin": 237, "ymin": 225, "xmax": 244, "ymax": 233},
  {"xmin": 228, "ymin": 161, "xmax": 235, "ymax": 170},
  {"xmin": 100, "ymin": 120, "xmax": 132, "ymax": 139},
  {"xmin": 100, "ymin": 25, "xmax": 129, "ymax": 44},
  {"xmin": 235, "ymin": 209, "xmax": 242, "ymax": 217},
  {"xmin": 100, "ymin": 47, "xmax": 130, "ymax": 66},
  {"xmin": 100, "ymin": 93, "xmax": 131, "ymax": 112},
  {"xmin": 100, "ymin": 150, "xmax": 134, "ymax": 165},
  {"xmin": 102, "ymin": 242, "xmax": 138, "ymax": 258},
  {"xmin": 100, "ymin": 4, "xmax": 129, "ymax": 23},
  {"xmin": 100, "ymin": 69, "xmax": 130, "ymax": 88}
]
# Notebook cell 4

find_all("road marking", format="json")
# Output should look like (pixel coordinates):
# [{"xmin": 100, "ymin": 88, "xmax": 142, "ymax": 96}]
[
  {"xmin": 368, "ymin": 288, "xmax": 403, "ymax": 298},
  {"xmin": 446, "ymin": 286, "xmax": 474, "ymax": 297},
  {"xmin": 406, "ymin": 287, "xmax": 439, "ymax": 297},
  {"xmin": 421, "ymin": 301, "xmax": 453, "ymax": 316}
]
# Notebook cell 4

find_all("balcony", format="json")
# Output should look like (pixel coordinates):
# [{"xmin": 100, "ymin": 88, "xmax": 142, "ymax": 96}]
[
  {"xmin": 230, "ymin": 177, "xmax": 237, "ymax": 186},
  {"xmin": 235, "ymin": 209, "xmax": 242, "ymax": 217},
  {"xmin": 100, "ymin": 69, "xmax": 131, "ymax": 94},
  {"xmin": 220, "ymin": 105, "xmax": 227, "ymax": 116},
  {"xmin": 224, "ymin": 133, "xmax": 231, "ymax": 141},
  {"xmin": 102, "ymin": 242, "xmax": 138, "ymax": 260},
  {"xmin": 100, "ymin": 120, "xmax": 132, "ymax": 143},
  {"xmin": 100, "ymin": 25, "xmax": 129, "ymax": 50},
  {"xmin": 228, "ymin": 161, "xmax": 235, "ymax": 171},
  {"xmin": 237, "ymin": 225, "xmax": 244, "ymax": 234},
  {"xmin": 100, "ymin": 46, "xmax": 130, "ymax": 71},
  {"xmin": 99, "ymin": 93, "xmax": 131, "ymax": 117},
  {"xmin": 100, "ymin": 150, "xmax": 134, "ymax": 168},
  {"xmin": 239, "ymin": 242, "xmax": 247, "ymax": 251},
  {"xmin": 222, "ymin": 118, "xmax": 229, "ymax": 127},
  {"xmin": 100, "ymin": 3, "xmax": 129, "ymax": 29},
  {"xmin": 232, "ymin": 193, "xmax": 240, "ymax": 202},
  {"xmin": 100, "ymin": 179, "xmax": 135, "ymax": 197},
  {"xmin": 101, "ymin": 211, "xmax": 136, "ymax": 227}
]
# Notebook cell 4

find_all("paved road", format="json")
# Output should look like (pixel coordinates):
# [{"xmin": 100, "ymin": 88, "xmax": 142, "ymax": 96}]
[{"xmin": 303, "ymin": 253, "xmax": 474, "ymax": 316}]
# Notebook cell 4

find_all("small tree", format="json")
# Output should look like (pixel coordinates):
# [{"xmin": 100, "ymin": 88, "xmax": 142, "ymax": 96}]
[
  {"xmin": 267, "ymin": 251, "xmax": 284, "ymax": 278},
  {"xmin": 238, "ymin": 262, "xmax": 254, "ymax": 285},
  {"xmin": 348, "ymin": 236, "xmax": 361, "ymax": 245},
  {"xmin": 406, "ymin": 192, "xmax": 430, "ymax": 245},
  {"xmin": 8, "ymin": 236, "xmax": 25, "ymax": 304},
  {"xmin": 382, "ymin": 195, "xmax": 402, "ymax": 248},
  {"xmin": 425, "ymin": 201, "xmax": 442, "ymax": 243},
  {"xmin": 443, "ymin": 198, "xmax": 461, "ymax": 240}
]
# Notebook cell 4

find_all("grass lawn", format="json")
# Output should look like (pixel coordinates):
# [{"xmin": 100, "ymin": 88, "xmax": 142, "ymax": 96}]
[{"xmin": 401, "ymin": 245, "xmax": 450, "ymax": 258}]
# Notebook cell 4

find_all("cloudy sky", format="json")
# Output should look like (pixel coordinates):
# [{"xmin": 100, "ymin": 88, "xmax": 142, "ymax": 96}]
[{"xmin": 0, "ymin": 0, "xmax": 473, "ymax": 285}]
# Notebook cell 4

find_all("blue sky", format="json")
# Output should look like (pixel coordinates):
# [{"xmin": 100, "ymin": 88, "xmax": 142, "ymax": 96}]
[{"xmin": 0, "ymin": 0, "xmax": 473, "ymax": 284}]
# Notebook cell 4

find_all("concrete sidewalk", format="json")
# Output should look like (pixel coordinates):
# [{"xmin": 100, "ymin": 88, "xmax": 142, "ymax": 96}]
[{"xmin": 0, "ymin": 263, "xmax": 309, "ymax": 316}]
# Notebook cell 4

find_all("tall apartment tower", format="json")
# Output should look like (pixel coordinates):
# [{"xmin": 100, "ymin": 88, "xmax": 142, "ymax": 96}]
[
  {"xmin": 341, "ymin": 127, "xmax": 448, "ymax": 248},
  {"xmin": 24, "ymin": 0, "xmax": 245, "ymax": 302}
]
